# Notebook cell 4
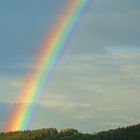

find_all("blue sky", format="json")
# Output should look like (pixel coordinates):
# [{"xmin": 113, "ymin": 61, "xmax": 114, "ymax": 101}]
[{"xmin": 0, "ymin": 0, "xmax": 140, "ymax": 132}]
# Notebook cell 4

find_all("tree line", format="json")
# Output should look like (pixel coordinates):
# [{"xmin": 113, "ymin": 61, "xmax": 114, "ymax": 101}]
[{"xmin": 0, "ymin": 124, "xmax": 140, "ymax": 140}]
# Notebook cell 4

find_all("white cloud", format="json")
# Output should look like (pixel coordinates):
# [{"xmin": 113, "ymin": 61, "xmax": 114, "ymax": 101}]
[
  {"xmin": 0, "ymin": 80, "xmax": 23, "ymax": 89},
  {"xmin": 38, "ymin": 99, "xmax": 93, "ymax": 112},
  {"xmin": 95, "ymin": 107, "xmax": 118, "ymax": 111},
  {"xmin": 73, "ymin": 111, "xmax": 94, "ymax": 120},
  {"xmin": 120, "ymin": 64, "xmax": 140, "ymax": 76}
]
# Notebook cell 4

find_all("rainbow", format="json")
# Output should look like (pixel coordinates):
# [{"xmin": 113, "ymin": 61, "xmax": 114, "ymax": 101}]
[{"xmin": 5, "ymin": 0, "xmax": 90, "ymax": 131}]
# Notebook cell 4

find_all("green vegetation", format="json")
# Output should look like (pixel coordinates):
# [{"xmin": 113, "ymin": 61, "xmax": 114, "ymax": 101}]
[{"xmin": 0, "ymin": 124, "xmax": 140, "ymax": 140}]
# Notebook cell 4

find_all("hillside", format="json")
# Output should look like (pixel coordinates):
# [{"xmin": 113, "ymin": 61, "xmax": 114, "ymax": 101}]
[{"xmin": 0, "ymin": 124, "xmax": 140, "ymax": 140}]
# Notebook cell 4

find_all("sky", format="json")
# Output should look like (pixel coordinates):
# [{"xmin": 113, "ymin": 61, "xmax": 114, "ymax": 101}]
[{"xmin": 0, "ymin": 0, "xmax": 140, "ymax": 133}]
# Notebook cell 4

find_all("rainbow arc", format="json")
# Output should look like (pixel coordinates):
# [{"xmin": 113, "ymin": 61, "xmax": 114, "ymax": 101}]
[{"xmin": 5, "ymin": 0, "xmax": 90, "ymax": 131}]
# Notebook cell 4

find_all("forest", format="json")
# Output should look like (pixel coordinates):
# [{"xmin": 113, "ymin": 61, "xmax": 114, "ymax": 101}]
[{"xmin": 0, "ymin": 124, "xmax": 140, "ymax": 140}]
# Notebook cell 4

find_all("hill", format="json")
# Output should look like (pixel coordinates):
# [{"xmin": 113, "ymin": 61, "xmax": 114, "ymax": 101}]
[{"xmin": 0, "ymin": 124, "xmax": 140, "ymax": 140}]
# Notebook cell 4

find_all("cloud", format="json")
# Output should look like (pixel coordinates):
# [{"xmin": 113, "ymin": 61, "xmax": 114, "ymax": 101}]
[
  {"xmin": 37, "ymin": 98, "xmax": 93, "ymax": 112},
  {"xmin": 0, "ymin": 80, "xmax": 23, "ymax": 89},
  {"xmin": 70, "ymin": 0, "xmax": 140, "ymax": 55},
  {"xmin": 120, "ymin": 64, "xmax": 140, "ymax": 76},
  {"xmin": 72, "ymin": 110, "xmax": 94, "ymax": 120}
]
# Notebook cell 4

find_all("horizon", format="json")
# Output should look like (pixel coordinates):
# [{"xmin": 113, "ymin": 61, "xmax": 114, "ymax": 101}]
[{"xmin": 0, "ymin": 0, "xmax": 140, "ymax": 133}]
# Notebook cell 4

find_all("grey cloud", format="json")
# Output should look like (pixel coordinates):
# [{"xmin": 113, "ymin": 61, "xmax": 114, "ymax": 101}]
[{"xmin": 68, "ymin": 0, "xmax": 140, "ymax": 54}]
